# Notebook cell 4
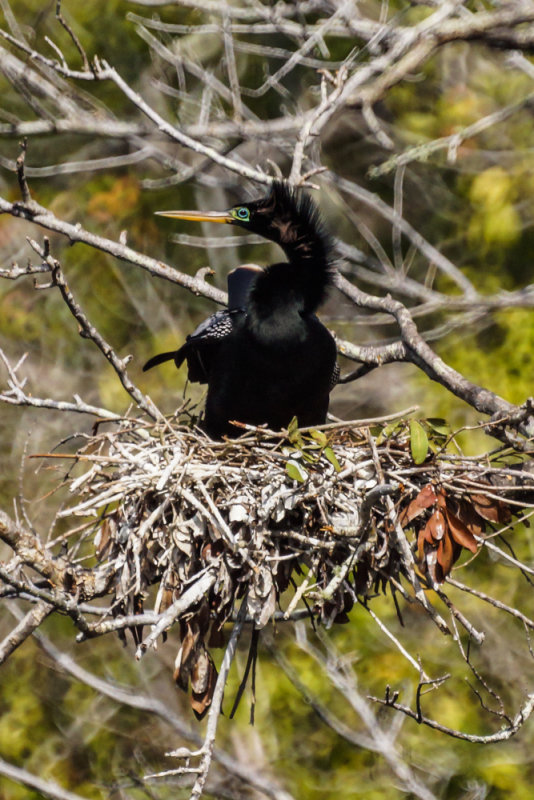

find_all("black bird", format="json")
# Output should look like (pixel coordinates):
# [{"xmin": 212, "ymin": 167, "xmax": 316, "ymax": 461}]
[{"xmin": 143, "ymin": 181, "xmax": 339, "ymax": 438}]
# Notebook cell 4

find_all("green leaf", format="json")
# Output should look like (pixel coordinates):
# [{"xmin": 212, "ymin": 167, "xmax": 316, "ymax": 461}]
[
  {"xmin": 287, "ymin": 416, "xmax": 306, "ymax": 448},
  {"xmin": 309, "ymin": 429, "xmax": 328, "ymax": 447},
  {"xmin": 323, "ymin": 447, "xmax": 341, "ymax": 472},
  {"xmin": 409, "ymin": 420, "xmax": 429, "ymax": 465},
  {"xmin": 376, "ymin": 419, "xmax": 403, "ymax": 444},
  {"xmin": 426, "ymin": 418, "xmax": 451, "ymax": 436},
  {"xmin": 286, "ymin": 460, "xmax": 308, "ymax": 483},
  {"xmin": 288, "ymin": 416, "xmax": 299, "ymax": 440},
  {"xmin": 282, "ymin": 446, "xmax": 297, "ymax": 457}
]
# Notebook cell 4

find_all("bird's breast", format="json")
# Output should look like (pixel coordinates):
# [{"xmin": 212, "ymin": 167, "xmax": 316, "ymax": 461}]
[
  {"xmin": 204, "ymin": 316, "xmax": 336, "ymax": 436},
  {"xmin": 244, "ymin": 305, "xmax": 308, "ymax": 348}
]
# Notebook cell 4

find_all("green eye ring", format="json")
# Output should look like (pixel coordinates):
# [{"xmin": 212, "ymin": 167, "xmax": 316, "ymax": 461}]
[{"xmin": 231, "ymin": 206, "xmax": 250, "ymax": 222}]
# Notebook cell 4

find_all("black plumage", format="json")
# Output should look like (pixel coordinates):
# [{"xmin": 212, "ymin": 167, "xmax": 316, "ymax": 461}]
[
  {"xmin": 143, "ymin": 266, "xmax": 260, "ymax": 384},
  {"xmin": 143, "ymin": 181, "xmax": 339, "ymax": 438}
]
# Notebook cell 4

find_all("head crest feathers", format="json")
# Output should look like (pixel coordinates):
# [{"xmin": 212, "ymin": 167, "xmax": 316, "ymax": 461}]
[{"xmin": 257, "ymin": 181, "xmax": 336, "ymax": 268}]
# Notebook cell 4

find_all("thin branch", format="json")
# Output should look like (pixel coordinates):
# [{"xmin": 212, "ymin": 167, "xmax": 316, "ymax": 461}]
[
  {"xmin": 371, "ymin": 691, "xmax": 534, "ymax": 743},
  {"xmin": 0, "ymin": 346, "xmax": 121, "ymax": 419},
  {"xmin": 331, "ymin": 173, "xmax": 476, "ymax": 294},
  {"xmin": 333, "ymin": 272, "xmax": 529, "ymax": 430},
  {"xmin": 0, "ymin": 196, "xmax": 226, "ymax": 303},
  {"xmin": 0, "ymin": 600, "xmax": 52, "ymax": 664},
  {"xmin": 189, "ymin": 600, "xmax": 247, "ymax": 800},
  {"xmin": 55, "ymin": 0, "xmax": 91, "ymax": 73},
  {"xmin": 28, "ymin": 239, "xmax": 160, "ymax": 420},
  {"xmin": 97, "ymin": 58, "xmax": 270, "ymax": 185},
  {"xmin": 13, "ymin": 608, "xmax": 293, "ymax": 800},
  {"xmin": 0, "ymin": 510, "xmax": 114, "ymax": 604},
  {"xmin": 371, "ymin": 91, "xmax": 534, "ymax": 177},
  {"xmin": 0, "ymin": 145, "xmax": 156, "ymax": 178},
  {"xmin": 295, "ymin": 626, "xmax": 439, "ymax": 800},
  {"xmin": 135, "ymin": 570, "xmax": 218, "ymax": 658},
  {"xmin": 0, "ymin": 757, "xmax": 92, "ymax": 800}
]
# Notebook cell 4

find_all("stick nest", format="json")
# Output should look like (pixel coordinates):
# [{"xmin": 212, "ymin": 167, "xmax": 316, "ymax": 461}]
[{"xmin": 58, "ymin": 415, "xmax": 533, "ymax": 717}]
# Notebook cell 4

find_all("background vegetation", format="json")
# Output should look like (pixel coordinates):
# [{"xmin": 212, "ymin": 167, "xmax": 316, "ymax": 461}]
[{"xmin": 0, "ymin": 1, "xmax": 534, "ymax": 798}]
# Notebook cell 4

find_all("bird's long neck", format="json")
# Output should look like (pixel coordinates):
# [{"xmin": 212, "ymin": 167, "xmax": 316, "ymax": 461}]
[
  {"xmin": 246, "ymin": 183, "xmax": 334, "ymax": 339},
  {"xmin": 277, "ymin": 225, "xmax": 332, "ymax": 314},
  {"xmin": 247, "ymin": 259, "xmax": 323, "ymax": 347},
  {"xmin": 246, "ymin": 265, "xmax": 307, "ymax": 346}
]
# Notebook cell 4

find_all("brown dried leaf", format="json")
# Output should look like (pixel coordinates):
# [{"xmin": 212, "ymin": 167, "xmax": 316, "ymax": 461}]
[
  {"xmin": 154, "ymin": 570, "xmax": 179, "ymax": 616},
  {"xmin": 173, "ymin": 645, "xmax": 189, "ymax": 692},
  {"xmin": 416, "ymin": 528, "xmax": 427, "ymax": 563},
  {"xmin": 426, "ymin": 509, "xmax": 447, "ymax": 543},
  {"xmin": 191, "ymin": 652, "xmax": 217, "ymax": 721},
  {"xmin": 418, "ymin": 484, "xmax": 439, "ymax": 507},
  {"xmin": 471, "ymin": 494, "xmax": 512, "ymax": 525},
  {"xmin": 425, "ymin": 547, "xmax": 439, "ymax": 584},
  {"xmin": 95, "ymin": 516, "xmax": 115, "ymax": 561},
  {"xmin": 399, "ymin": 484, "xmax": 438, "ymax": 527},
  {"xmin": 191, "ymin": 646, "xmax": 211, "ymax": 695},
  {"xmin": 248, "ymin": 566, "xmax": 276, "ymax": 628},
  {"xmin": 181, "ymin": 624, "xmax": 199, "ymax": 666},
  {"xmin": 437, "ymin": 531, "xmax": 455, "ymax": 580},
  {"xmin": 452, "ymin": 498, "xmax": 485, "ymax": 538},
  {"xmin": 202, "ymin": 539, "xmax": 225, "ymax": 563},
  {"xmin": 436, "ymin": 489, "xmax": 447, "ymax": 510},
  {"xmin": 174, "ymin": 622, "xmax": 200, "ymax": 690},
  {"xmin": 445, "ymin": 509, "xmax": 478, "ymax": 554}
]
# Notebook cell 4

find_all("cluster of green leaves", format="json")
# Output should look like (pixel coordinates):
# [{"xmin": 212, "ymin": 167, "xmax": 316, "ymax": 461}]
[
  {"xmin": 284, "ymin": 417, "xmax": 341, "ymax": 483},
  {"xmin": 376, "ymin": 416, "xmax": 453, "ymax": 464}
]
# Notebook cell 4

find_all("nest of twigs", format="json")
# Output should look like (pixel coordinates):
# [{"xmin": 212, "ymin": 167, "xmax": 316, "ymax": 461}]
[{"xmin": 56, "ymin": 414, "xmax": 533, "ymax": 717}]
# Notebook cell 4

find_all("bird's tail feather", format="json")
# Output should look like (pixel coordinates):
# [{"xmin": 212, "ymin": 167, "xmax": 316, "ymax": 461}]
[{"xmin": 142, "ymin": 346, "xmax": 186, "ymax": 372}]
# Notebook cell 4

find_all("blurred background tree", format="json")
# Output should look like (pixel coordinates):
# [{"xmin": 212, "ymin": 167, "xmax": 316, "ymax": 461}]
[{"xmin": 1, "ymin": 1, "xmax": 534, "ymax": 798}]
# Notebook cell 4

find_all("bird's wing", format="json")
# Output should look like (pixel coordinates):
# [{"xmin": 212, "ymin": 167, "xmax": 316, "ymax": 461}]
[
  {"xmin": 184, "ymin": 310, "xmax": 235, "ymax": 383},
  {"xmin": 142, "ymin": 309, "xmax": 238, "ymax": 384},
  {"xmin": 188, "ymin": 309, "xmax": 234, "ymax": 342},
  {"xmin": 330, "ymin": 362, "xmax": 340, "ymax": 390}
]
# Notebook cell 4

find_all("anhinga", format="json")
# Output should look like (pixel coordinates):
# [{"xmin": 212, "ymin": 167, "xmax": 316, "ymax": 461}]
[{"xmin": 143, "ymin": 181, "xmax": 339, "ymax": 438}]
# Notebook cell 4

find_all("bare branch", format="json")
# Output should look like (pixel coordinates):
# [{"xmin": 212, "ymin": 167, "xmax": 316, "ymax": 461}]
[
  {"xmin": 135, "ymin": 571, "xmax": 218, "ymax": 657},
  {"xmin": 0, "ymin": 196, "xmax": 226, "ymax": 303},
  {"xmin": 370, "ymin": 91, "xmax": 534, "ymax": 177},
  {"xmin": 55, "ymin": 0, "xmax": 91, "ymax": 73},
  {"xmin": 295, "ymin": 626, "xmax": 440, "ymax": 800},
  {"xmin": 0, "ymin": 601, "xmax": 52, "ymax": 664},
  {"xmin": 0, "ymin": 757, "xmax": 92, "ymax": 800},
  {"xmin": 27, "ymin": 239, "xmax": 160, "ymax": 420},
  {"xmin": 371, "ymin": 691, "xmax": 534, "ymax": 744},
  {"xmin": 0, "ymin": 346, "xmax": 121, "ymax": 419}
]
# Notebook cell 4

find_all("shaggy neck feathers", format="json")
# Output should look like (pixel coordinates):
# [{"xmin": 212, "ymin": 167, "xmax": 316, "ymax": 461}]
[{"xmin": 247, "ymin": 182, "xmax": 335, "ymax": 319}]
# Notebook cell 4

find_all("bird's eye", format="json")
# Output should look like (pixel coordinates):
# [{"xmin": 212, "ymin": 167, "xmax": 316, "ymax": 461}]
[{"xmin": 233, "ymin": 207, "xmax": 250, "ymax": 222}]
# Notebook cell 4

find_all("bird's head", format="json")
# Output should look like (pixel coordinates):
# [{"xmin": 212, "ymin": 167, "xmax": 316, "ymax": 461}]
[
  {"xmin": 155, "ymin": 181, "xmax": 327, "ymax": 252},
  {"xmin": 156, "ymin": 181, "xmax": 335, "ymax": 314},
  {"xmin": 226, "ymin": 182, "xmax": 307, "ymax": 247}
]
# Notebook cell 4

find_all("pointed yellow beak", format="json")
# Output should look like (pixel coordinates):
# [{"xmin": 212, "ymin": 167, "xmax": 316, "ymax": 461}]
[{"xmin": 155, "ymin": 210, "xmax": 233, "ymax": 224}]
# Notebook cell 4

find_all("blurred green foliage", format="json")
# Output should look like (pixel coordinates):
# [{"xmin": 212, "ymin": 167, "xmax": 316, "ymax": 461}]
[{"xmin": 1, "ymin": 1, "xmax": 534, "ymax": 798}]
